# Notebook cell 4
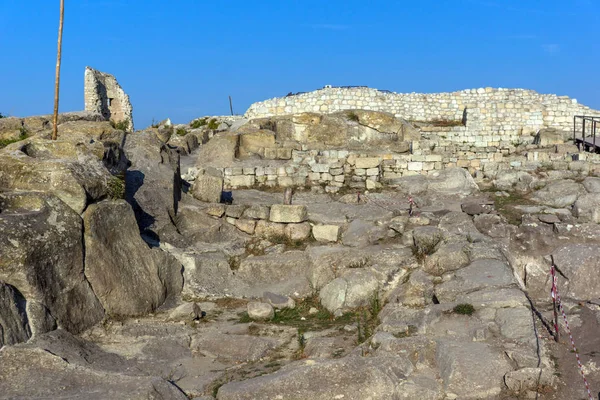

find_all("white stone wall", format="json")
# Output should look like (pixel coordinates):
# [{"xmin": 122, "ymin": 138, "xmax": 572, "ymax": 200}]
[{"xmin": 244, "ymin": 87, "xmax": 599, "ymax": 146}]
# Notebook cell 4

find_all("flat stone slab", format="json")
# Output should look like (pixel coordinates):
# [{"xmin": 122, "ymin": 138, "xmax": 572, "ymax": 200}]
[{"xmin": 269, "ymin": 204, "xmax": 307, "ymax": 223}]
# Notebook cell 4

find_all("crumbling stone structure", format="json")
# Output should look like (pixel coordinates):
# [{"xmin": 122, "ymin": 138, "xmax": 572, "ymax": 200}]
[{"xmin": 84, "ymin": 66, "xmax": 134, "ymax": 131}]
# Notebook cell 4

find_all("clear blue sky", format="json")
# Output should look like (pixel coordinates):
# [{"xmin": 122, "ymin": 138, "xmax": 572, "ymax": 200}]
[{"xmin": 1, "ymin": 0, "xmax": 598, "ymax": 129}]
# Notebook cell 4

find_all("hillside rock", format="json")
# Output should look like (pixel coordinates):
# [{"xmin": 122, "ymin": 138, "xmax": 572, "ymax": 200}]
[
  {"xmin": 218, "ymin": 355, "xmax": 413, "ymax": 400},
  {"xmin": 0, "ymin": 139, "xmax": 115, "ymax": 214},
  {"xmin": 0, "ymin": 192, "xmax": 104, "ymax": 336},
  {"xmin": 83, "ymin": 200, "xmax": 182, "ymax": 316}
]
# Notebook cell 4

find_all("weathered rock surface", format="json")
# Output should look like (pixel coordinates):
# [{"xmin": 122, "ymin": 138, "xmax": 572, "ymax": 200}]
[
  {"xmin": 217, "ymin": 355, "xmax": 413, "ymax": 400},
  {"xmin": 0, "ymin": 138, "xmax": 115, "ymax": 214},
  {"xmin": 0, "ymin": 192, "xmax": 104, "ymax": 336},
  {"xmin": 0, "ymin": 330, "xmax": 187, "ymax": 399},
  {"xmin": 551, "ymin": 244, "xmax": 600, "ymax": 300},
  {"xmin": 83, "ymin": 200, "xmax": 182, "ymax": 316},
  {"xmin": 436, "ymin": 340, "xmax": 512, "ymax": 399},
  {"xmin": 0, "ymin": 283, "xmax": 31, "ymax": 348},
  {"xmin": 124, "ymin": 131, "xmax": 183, "ymax": 243}
]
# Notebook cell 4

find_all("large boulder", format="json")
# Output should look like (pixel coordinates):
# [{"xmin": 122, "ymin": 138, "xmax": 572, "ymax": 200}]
[
  {"xmin": 427, "ymin": 168, "xmax": 479, "ymax": 196},
  {"xmin": 0, "ymin": 139, "xmax": 115, "ymax": 214},
  {"xmin": 532, "ymin": 179, "xmax": 584, "ymax": 208},
  {"xmin": 573, "ymin": 193, "xmax": 600, "ymax": 222},
  {"xmin": 550, "ymin": 244, "xmax": 600, "ymax": 301},
  {"xmin": 191, "ymin": 170, "xmax": 223, "ymax": 203},
  {"xmin": 0, "ymin": 192, "xmax": 104, "ymax": 337},
  {"xmin": 124, "ymin": 131, "xmax": 183, "ymax": 243},
  {"xmin": 83, "ymin": 200, "xmax": 183, "ymax": 317},
  {"xmin": 193, "ymin": 133, "xmax": 238, "ymax": 167}
]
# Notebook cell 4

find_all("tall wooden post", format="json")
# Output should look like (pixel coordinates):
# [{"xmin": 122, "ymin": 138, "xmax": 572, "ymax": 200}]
[
  {"xmin": 229, "ymin": 96, "xmax": 234, "ymax": 116},
  {"xmin": 52, "ymin": 0, "xmax": 65, "ymax": 140}
]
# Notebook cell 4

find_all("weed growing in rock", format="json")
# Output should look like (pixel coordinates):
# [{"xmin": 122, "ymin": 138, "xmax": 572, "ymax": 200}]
[
  {"xmin": 356, "ymin": 294, "xmax": 381, "ymax": 344},
  {"xmin": 346, "ymin": 111, "xmax": 360, "ymax": 122},
  {"xmin": 0, "ymin": 128, "xmax": 29, "ymax": 149},
  {"xmin": 207, "ymin": 118, "xmax": 219, "ymax": 130},
  {"xmin": 190, "ymin": 117, "xmax": 208, "ymax": 129},
  {"xmin": 453, "ymin": 303, "xmax": 475, "ymax": 316},
  {"xmin": 411, "ymin": 234, "xmax": 442, "ymax": 263},
  {"xmin": 486, "ymin": 189, "xmax": 535, "ymax": 225},
  {"xmin": 176, "ymin": 127, "xmax": 188, "ymax": 136},
  {"xmin": 111, "ymin": 120, "xmax": 129, "ymax": 131},
  {"xmin": 107, "ymin": 176, "xmax": 125, "ymax": 199}
]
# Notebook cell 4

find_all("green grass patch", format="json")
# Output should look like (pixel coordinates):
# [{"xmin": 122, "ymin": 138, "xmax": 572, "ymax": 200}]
[
  {"xmin": 346, "ymin": 111, "xmax": 360, "ymax": 122},
  {"xmin": 207, "ymin": 118, "xmax": 219, "ymax": 130},
  {"xmin": 190, "ymin": 117, "xmax": 208, "ymax": 129},
  {"xmin": 111, "ymin": 120, "xmax": 130, "ymax": 131},
  {"xmin": 453, "ymin": 303, "xmax": 475, "ymax": 316},
  {"xmin": 0, "ymin": 127, "xmax": 29, "ymax": 149},
  {"xmin": 175, "ymin": 127, "xmax": 188, "ymax": 136},
  {"xmin": 486, "ymin": 189, "xmax": 535, "ymax": 225}
]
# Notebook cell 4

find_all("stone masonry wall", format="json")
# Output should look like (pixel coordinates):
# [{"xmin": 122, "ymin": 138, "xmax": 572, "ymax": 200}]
[
  {"xmin": 245, "ymin": 87, "xmax": 599, "ymax": 148},
  {"xmin": 84, "ymin": 66, "xmax": 134, "ymax": 131}
]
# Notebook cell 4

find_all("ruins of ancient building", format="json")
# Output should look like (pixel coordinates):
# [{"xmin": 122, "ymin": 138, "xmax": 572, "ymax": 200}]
[{"xmin": 84, "ymin": 66, "xmax": 134, "ymax": 131}]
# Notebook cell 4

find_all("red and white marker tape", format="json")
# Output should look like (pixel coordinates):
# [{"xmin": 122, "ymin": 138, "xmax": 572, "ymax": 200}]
[{"xmin": 551, "ymin": 264, "xmax": 594, "ymax": 400}]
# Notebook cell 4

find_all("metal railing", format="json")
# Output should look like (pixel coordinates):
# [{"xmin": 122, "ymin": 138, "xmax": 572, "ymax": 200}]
[{"xmin": 574, "ymin": 115, "xmax": 600, "ymax": 150}]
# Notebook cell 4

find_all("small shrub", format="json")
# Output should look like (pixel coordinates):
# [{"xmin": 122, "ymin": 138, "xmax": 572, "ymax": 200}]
[
  {"xmin": 0, "ymin": 112, "xmax": 6, "ymax": 118},
  {"xmin": 111, "ymin": 120, "xmax": 130, "ymax": 131},
  {"xmin": 190, "ymin": 117, "xmax": 208, "ymax": 129},
  {"xmin": 453, "ymin": 303, "xmax": 475, "ymax": 316},
  {"xmin": 207, "ymin": 118, "xmax": 219, "ymax": 130},
  {"xmin": 411, "ymin": 234, "xmax": 442, "ymax": 262},
  {"xmin": 107, "ymin": 176, "xmax": 125, "ymax": 199},
  {"xmin": 176, "ymin": 127, "xmax": 188, "ymax": 136},
  {"xmin": 151, "ymin": 118, "xmax": 160, "ymax": 128},
  {"xmin": 346, "ymin": 111, "xmax": 360, "ymax": 122}
]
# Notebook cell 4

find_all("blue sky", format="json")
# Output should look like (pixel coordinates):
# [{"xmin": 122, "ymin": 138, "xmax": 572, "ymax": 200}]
[{"xmin": 1, "ymin": 0, "xmax": 598, "ymax": 129}]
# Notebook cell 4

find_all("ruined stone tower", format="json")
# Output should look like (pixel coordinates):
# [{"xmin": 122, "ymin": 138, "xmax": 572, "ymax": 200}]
[{"xmin": 84, "ymin": 66, "xmax": 134, "ymax": 131}]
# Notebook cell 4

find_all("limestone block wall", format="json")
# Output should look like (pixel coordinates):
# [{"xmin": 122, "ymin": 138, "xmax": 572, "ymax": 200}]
[
  {"xmin": 84, "ymin": 67, "xmax": 134, "ymax": 131},
  {"xmin": 245, "ymin": 87, "xmax": 599, "ymax": 147}
]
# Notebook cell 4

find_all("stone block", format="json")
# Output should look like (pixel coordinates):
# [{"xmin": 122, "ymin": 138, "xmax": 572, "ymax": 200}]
[
  {"xmin": 407, "ymin": 162, "xmax": 423, "ymax": 171},
  {"xmin": 277, "ymin": 148, "xmax": 293, "ymax": 160},
  {"xmin": 229, "ymin": 175, "xmax": 255, "ymax": 187},
  {"xmin": 311, "ymin": 164, "xmax": 330, "ymax": 173},
  {"xmin": 312, "ymin": 225, "xmax": 340, "ymax": 242},
  {"xmin": 366, "ymin": 168, "xmax": 379, "ymax": 176},
  {"xmin": 225, "ymin": 205, "xmax": 247, "ymax": 218},
  {"xmin": 285, "ymin": 222, "xmax": 312, "ymax": 241},
  {"xmin": 205, "ymin": 204, "xmax": 226, "ymax": 217},
  {"xmin": 235, "ymin": 219, "xmax": 256, "ymax": 235},
  {"xmin": 255, "ymin": 220, "xmax": 286, "ymax": 239},
  {"xmin": 270, "ymin": 205, "xmax": 308, "ymax": 223},
  {"xmin": 355, "ymin": 158, "xmax": 380, "ymax": 169},
  {"xmin": 242, "ymin": 205, "xmax": 270, "ymax": 220},
  {"xmin": 192, "ymin": 173, "xmax": 223, "ymax": 203}
]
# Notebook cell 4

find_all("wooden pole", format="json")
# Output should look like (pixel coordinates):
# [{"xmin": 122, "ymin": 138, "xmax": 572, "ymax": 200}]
[
  {"xmin": 52, "ymin": 0, "xmax": 65, "ymax": 140},
  {"xmin": 229, "ymin": 95, "xmax": 233, "ymax": 116}
]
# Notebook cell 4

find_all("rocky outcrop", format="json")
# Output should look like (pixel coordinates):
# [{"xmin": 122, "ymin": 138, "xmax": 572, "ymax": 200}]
[
  {"xmin": 0, "ymin": 192, "xmax": 105, "ymax": 338},
  {"xmin": 0, "ymin": 138, "xmax": 116, "ymax": 214},
  {"xmin": 124, "ymin": 131, "xmax": 183, "ymax": 243},
  {"xmin": 83, "ymin": 200, "xmax": 182, "ymax": 316}
]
